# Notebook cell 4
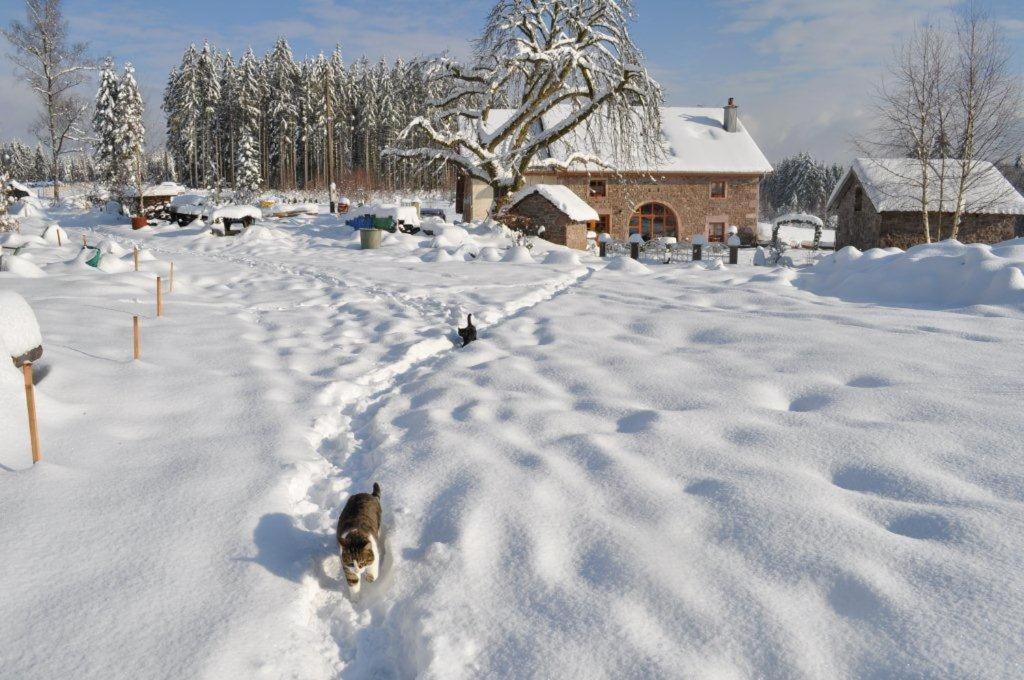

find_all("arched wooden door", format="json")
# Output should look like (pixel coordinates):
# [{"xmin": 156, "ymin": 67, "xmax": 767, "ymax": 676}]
[{"xmin": 629, "ymin": 202, "xmax": 678, "ymax": 240}]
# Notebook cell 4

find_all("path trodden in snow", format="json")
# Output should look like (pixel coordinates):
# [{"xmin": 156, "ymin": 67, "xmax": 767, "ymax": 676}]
[{"xmin": 2, "ymin": 207, "xmax": 1023, "ymax": 678}]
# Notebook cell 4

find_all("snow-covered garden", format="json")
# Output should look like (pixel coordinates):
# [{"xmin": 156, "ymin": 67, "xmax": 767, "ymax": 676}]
[{"xmin": 2, "ymin": 196, "xmax": 1024, "ymax": 678}]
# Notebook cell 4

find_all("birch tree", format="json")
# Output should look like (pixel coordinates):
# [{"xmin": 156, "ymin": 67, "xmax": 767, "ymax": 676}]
[
  {"xmin": 385, "ymin": 0, "xmax": 663, "ymax": 214},
  {"xmin": 2, "ymin": 0, "xmax": 93, "ymax": 199},
  {"xmin": 948, "ymin": 3, "xmax": 1023, "ymax": 239}
]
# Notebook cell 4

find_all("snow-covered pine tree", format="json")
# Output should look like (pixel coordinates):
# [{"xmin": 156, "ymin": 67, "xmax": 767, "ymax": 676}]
[
  {"xmin": 386, "ymin": 0, "xmax": 662, "ymax": 213},
  {"xmin": 266, "ymin": 38, "xmax": 300, "ymax": 189},
  {"xmin": 115, "ymin": 63, "xmax": 146, "ymax": 208},
  {"xmin": 92, "ymin": 58, "xmax": 120, "ymax": 185},
  {"xmin": 235, "ymin": 48, "xmax": 263, "ymax": 198}
]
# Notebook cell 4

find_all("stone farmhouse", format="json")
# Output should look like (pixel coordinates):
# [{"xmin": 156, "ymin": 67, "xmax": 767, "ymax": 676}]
[
  {"xmin": 456, "ymin": 100, "xmax": 773, "ymax": 244},
  {"xmin": 828, "ymin": 158, "xmax": 1024, "ymax": 250}
]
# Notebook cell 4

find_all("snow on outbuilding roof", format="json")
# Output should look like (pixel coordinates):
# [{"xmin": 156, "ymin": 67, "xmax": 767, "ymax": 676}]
[
  {"xmin": 481, "ymin": 106, "xmax": 772, "ymax": 175},
  {"xmin": 7, "ymin": 180, "xmax": 34, "ymax": 196},
  {"xmin": 122, "ymin": 182, "xmax": 188, "ymax": 198},
  {"xmin": 510, "ymin": 184, "xmax": 599, "ymax": 222},
  {"xmin": 828, "ymin": 158, "xmax": 1024, "ymax": 215}
]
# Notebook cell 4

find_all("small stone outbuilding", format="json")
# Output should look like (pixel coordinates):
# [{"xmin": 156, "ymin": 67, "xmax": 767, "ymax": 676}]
[
  {"xmin": 828, "ymin": 159, "xmax": 1024, "ymax": 250},
  {"xmin": 505, "ymin": 184, "xmax": 599, "ymax": 250}
]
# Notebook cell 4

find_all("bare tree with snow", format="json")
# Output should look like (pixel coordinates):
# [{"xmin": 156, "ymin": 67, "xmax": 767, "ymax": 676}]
[
  {"xmin": 947, "ymin": 3, "xmax": 1023, "ymax": 239},
  {"xmin": 385, "ymin": 0, "xmax": 663, "ymax": 214},
  {"xmin": 2, "ymin": 0, "xmax": 92, "ymax": 200}
]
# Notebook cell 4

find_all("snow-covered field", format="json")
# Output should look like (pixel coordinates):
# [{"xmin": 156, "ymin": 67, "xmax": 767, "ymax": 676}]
[{"xmin": 2, "ymin": 204, "xmax": 1023, "ymax": 679}]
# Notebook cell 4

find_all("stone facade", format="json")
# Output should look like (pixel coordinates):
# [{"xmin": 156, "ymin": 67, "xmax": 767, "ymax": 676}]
[
  {"xmin": 521, "ymin": 172, "xmax": 762, "ymax": 242},
  {"xmin": 834, "ymin": 175, "xmax": 1018, "ymax": 250},
  {"xmin": 506, "ymin": 191, "xmax": 590, "ymax": 251}
]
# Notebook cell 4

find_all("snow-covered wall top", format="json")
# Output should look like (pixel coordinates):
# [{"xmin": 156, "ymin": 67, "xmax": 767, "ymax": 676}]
[
  {"xmin": 482, "ymin": 106, "xmax": 773, "ymax": 175},
  {"xmin": 509, "ymin": 184, "xmax": 599, "ymax": 222},
  {"xmin": 122, "ymin": 182, "xmax": 188, "ymax": 198},
  {"xmin": 828, "ymin": 158, "xmax": 1024, "ymax": 215}
]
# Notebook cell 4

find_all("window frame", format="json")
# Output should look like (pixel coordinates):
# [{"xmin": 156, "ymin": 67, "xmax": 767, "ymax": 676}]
[
  {"xmin": 589, "ymin": 179, "xmax": 607, "ymax": 198},
  {"xmin": 708, "ymin": 222, "xmax": 727, "ymax": 243},
  {"xmin": 710, "ymin": 180, "xmax": 727, "ymax": 199},
  {"xmin": 629, "ymin": 202, "xmax": 679, "ymax": 240}
]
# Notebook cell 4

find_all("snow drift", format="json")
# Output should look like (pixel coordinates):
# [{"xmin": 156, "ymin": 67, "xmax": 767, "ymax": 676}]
[{"xmin": 797, "ymin": 239, "xmax": 1024, "ymax": 309}]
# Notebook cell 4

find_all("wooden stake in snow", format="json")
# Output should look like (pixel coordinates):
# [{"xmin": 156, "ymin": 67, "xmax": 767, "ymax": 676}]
[
  {"xmin": 156, "ymin": 277, "xmax": 163, "ymax": 317},
  {"xmin": 81, "ymin": 234, "xmax": 87, "ymax": 247},
  {"xmin": 22, "ymin": 363, "xmax": 41, "ymax": 464},
  {"xmin": 133, "ymin": 247, "xmax": 139, "ymax": 271},
  {"xmin": 56, "ymin": 230, "xmax": 62, "ymax": 247},
  {"xmin": 169, "ymin": 262, "xmax": 174, "ymax": 292},
  {"xmin": 133, "ymin": 315, "xmax": 141, "ymax": 360}
]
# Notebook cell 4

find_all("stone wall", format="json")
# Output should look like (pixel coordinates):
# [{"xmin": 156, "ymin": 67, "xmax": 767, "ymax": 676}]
[
  {"xmin": 522, "ymin": 172, "xmax": 762, "ymax": 241},
  {"xmin": 506, "ymin": 192, "xmax": 589, "ymax": 250},
  {"xmin": 834, "ymin": 176, "xmax": 882, "ymax": 250},
  {"xmin": 835, "ymin": 174, "xmax": 1018, "ymax": 249}
]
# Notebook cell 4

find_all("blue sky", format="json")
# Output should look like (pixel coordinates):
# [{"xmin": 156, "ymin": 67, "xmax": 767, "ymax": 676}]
[{"xmin": 1, "ymin": 0, "xmax": 1022, "ymax": 162}]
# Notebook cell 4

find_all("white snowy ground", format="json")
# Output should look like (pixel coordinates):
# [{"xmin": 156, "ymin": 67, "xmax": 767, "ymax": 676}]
[{"xmin": 2, "ymin": 206, "xmax": 1023, "ymax": 679}]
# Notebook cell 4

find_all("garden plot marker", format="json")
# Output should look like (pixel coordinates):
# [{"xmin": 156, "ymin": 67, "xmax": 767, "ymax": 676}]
[
  {"xmin": 22, "ymin": 363, "xmax": 41, "ymax": 464},
  {"xmin": 156, "ymin": 277, "xmax": 163, "ymax": 317},
  {"xmin": 133, "ymin": 316, "xmax": 141, "ymax": 360},
  {"xmin": 134, "ymin": 247, "xmax": 139, "ymax": 271},
  {"xmin": 169, "ymin": 262, "xmax": 174, "ymax": 292}
]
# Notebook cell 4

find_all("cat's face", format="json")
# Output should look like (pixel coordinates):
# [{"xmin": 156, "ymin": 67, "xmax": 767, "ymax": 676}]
[{"xmin": 341, "ymin": 534, "xmax": 375, "ymax": 573}]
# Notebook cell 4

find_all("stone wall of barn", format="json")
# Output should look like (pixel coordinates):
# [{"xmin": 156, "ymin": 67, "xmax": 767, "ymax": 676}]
[
  {"xmin": 521, "ymin": 172, "xmax": 762, "ymax": 241},
  {"xmin": 877, "ymin": 212, "xmax": 1017, "ymax": 249},
  {"xmin": 835, "ymin": 174, "xmax": 1018, "ymax": 249},
  {"xmin": 506, "ymin": 192, "xmax": 589, "ymax": 250},
  {"xmin": 834, "ymin": 176, "xmax": 883, "ymax": 250}
]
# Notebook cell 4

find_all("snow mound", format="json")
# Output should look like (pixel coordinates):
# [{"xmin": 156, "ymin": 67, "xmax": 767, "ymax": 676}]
[
  {"xmin": 97, "ymin": 254, "xmax": 131, "ymax": 273},
  {"xmin": 797, "ymin": 239, "xmax": 1024, "ymax": 308},
  {"xmin": 430, "ymin": 224, "xmax": 469, "ymax": 248},
  {"xmin": 0, "ymin": 233, "xmax": 46, "ymax": 248},
  {"xmin": 421, "ymin": 248, "xmax": 457, "ymax": 263},
  {"xmin": 9, "ymin": 200, "xmax": 41, "ymax": 218},
  {"xmin": 237, "ymin": 226, "xmax": 288, "ymax": 242},
  {"xmin": 1, "ymin": 254, "xmax": 46, "ymax": 278},
  {"xmin": 42, "ymin": 224, "xmax": 68, "ymax": 245},
  {"xmin": 604, "ymin": 255, "xmax": 649, "ymax": 273},
  {"xmin": 501, "ymin": 246, "xmax": 534, "ymax": 263},
  {"xmin": 541, "ymin": 250, "xmax": 581, "ymax": 265},
  {"xmin": 0, "ymin": 290, "xmax": 42, "ymax": 356},
  {"xmin": 453, "ymin": 243, "xmax": 479, "ymax": 260},
  {"xmin": 138, "ymin": 249, "xmax": 157, "ymax": 262},
  {"xmin": 477, "ymin": 247, "xmax": 502, "ymax": 262},
  {"xmin": 97, "ymin": 239, "xmax": 128, "ymax": 256}
]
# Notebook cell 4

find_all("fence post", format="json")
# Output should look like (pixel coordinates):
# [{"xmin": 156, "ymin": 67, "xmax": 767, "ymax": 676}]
[
  {"xmin": 134, "ymin": 247, "xmax": 139, "ymax": 272},
  {"xmin": 133, "ymin": 315, "xmax": 141, "ymax": 360},
  {"xmin": 727, "ymin": 234, "xmax": 741, "ymax": 265},
  {"xmin": 629, "ymin": 233, "xmax": 644, "ymax": 260},
  {"xmin": 692, "ymin": 234, "xmax": 707, "ymax": 262},
  {"xmin": 156, "ymin": 277, "xmax": 163, "ymax": 317},
  {"xmin": 22, "ymin": 363, "xmax": 41, "ymax": 464}
]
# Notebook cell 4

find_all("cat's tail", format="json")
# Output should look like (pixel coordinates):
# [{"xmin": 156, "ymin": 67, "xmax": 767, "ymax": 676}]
[{"xmin": 372, "ymin": 482, "xmax": 381, "ymax": 498}]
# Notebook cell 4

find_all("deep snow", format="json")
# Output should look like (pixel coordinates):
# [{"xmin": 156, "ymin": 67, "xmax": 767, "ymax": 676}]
[{"xmin": 2, "ymin": 202, "xmax": 1023, "ymax": 679}]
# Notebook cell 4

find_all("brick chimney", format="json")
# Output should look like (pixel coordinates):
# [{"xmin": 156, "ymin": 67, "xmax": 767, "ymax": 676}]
[{"xmin": 723, "ymin": 97, "xmax": 739, "ymax": 133}]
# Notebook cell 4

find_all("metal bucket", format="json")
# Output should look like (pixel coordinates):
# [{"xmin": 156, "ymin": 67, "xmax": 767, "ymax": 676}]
[{"xmin": 360, "ymin": 228, "xmax": 383, "ymax": 250}]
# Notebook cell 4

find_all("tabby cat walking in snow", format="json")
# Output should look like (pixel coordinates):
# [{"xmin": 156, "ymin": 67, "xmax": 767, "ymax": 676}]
[{"xmin": 337, "ymin": 482, "xmax": 382, "ymax": 595}]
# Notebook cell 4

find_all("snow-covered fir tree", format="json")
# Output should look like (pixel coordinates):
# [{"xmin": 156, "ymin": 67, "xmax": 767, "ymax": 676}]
[
  {"xmin": 115, "ymin": 63, "xmax": 146, "ymax": 201},
  {"xmin": 92, "ymin": 58, "xmax": 120, "ymax": 185}
]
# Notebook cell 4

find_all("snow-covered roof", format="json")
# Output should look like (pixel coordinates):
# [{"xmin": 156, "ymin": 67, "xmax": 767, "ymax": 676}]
[
  {"xmin": 510, "ymin": 184, "xmax": 599, "ymax": 222},
  {"xmin": 210, "ymin": 205, "xmax": 262, "ymax": 222},
  {"xmin": 482, "ymin": 106, "xmax": 772, "ymax": 175},
  {"xmin": 7, "ymin": 180, "xmax": 34, "ymax": 196},
  {"xmin": 123, "ymin": 182, "xmax": 188, "ymax": 198},
  {"xmin": 828, "ymin": 158, "xmax": 1024, "ymax": 215}
]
